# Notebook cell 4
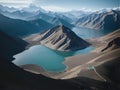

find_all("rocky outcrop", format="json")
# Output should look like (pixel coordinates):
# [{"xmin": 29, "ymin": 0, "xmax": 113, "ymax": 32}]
[{"xmin": 101, "ymin": 37, "xmax": 120, "ymax": 52}]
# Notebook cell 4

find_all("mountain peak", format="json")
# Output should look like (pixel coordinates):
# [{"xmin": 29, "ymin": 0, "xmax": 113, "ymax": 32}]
[
  {"xmin": 54, "ymin": 25, "xmax": 72, "ymax": 33},
  {"xmin": 38, "ymin": 25, "xmax": 90, "ymax": 51}
]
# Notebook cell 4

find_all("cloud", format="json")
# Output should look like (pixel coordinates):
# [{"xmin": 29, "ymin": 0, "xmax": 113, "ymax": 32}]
[
  {"xmin": 0, "ymin": 0, "xmax": 31, "ymax": 3},
  {"xmin": 41, "ymin": 5, "xmax": 71, "ymax": 12},
  {"xmin": 0, "ymin": 0, "xmax": 32, "ymax": 8},
  {"xmin": 0, "ymin": 0, "xmax": 72, "ymax": 12}
]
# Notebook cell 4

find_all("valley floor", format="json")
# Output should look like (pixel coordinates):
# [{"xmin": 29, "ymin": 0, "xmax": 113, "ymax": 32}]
[{"xmin": 18, "ymin": 29, "xmax": 120, "ymax": 90}]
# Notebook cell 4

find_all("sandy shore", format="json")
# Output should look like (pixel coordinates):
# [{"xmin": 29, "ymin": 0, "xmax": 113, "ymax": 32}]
[{"xmin": 19, "ymin": 50, "xmax": 105, "ymax": 80}]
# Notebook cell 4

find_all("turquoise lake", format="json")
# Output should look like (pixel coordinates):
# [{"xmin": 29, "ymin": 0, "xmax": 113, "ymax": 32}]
[
  {"xmin": 13, "ymin": 27, "xmax": 112, "ymax": 72},
  {"xmin": 13, "ymin": 45, "xmax": 94, "ymax": 72}
]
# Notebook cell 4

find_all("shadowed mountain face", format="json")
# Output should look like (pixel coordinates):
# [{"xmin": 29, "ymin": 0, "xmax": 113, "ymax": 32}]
[
  {"xmin": 50, "ymin": 17, "xmax": 74, "ymax": 29},
  {"xmin": 27, "ymin": 11, "xmax": 54, "ymax": 22},
  {"xmin": 0, "ymin": 14, "xmax": 39, "ymax": 37},
  {"xmin": 38, "ymin": 25, "xmax": 90, "ymax": 51},
  {"xmin": 0, "ymin": 14, "xmax": 53, "ymax": 38},
  {"xmin": 29, "ymin": 19, "xmax": 54, "ymax": 31},
  {"xmin": 76, "ymin": 10, "xmax": 120, "ymax": 30},
  {"xmin": 0, "ymin": 30, "xmax": 28, "ymax": 60},
  {"xmin": 28, "ymin": 13, "xmax": 75, "ymax": 29}
]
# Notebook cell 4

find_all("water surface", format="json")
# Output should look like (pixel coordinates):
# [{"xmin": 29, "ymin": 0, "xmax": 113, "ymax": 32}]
[
  {"xmin": 72, "ymin": 27, "xmax": 113, "ymax": 39},
  {"xmin": 13, "ymin": 45, "xmax": 94, "ymax": 72}
]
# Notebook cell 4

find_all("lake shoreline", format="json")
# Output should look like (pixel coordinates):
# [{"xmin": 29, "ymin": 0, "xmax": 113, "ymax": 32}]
[
  {"xmin": 16, "ymin": 46, "xmax": 97, "ymax": 79},
  {"xmin": 17, "ymin": 29, "xmax": 120, "ymax": 82},
  {"xmin": 13, "ymin": 34, "xmax": 93, "ymax": 76},
  {"xmin": 18, "ymin": 51, "xmax": 101, "ymax": 79},
  {"xmin": 13, "ymin": 33, "xmax": 97, "ymax": 79}
]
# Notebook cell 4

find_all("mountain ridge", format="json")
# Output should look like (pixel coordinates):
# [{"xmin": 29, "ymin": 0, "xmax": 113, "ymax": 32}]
[
  {"xmin": 0, "ymin": 13, "xmax": 53, "ymax": 37},
  {"xmin": 38, "ymin": 25, "xmax": 90, "ymax": 51},
  {"xmin": 76, "ymin": 9, "xmax": 120, "ymax": 30}
]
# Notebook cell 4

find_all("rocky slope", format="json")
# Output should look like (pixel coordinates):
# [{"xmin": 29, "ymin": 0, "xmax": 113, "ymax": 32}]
[
  {"xmin": 65, "ymin": 29, "xmax": 120, "ymax": 89},
  {"xmin": 33, "ymin": 25, "xmax": 90, "ymax": 51},
  {"xmin": 76, "ymin": 9, "xmax": 120, "ymax": 30}
]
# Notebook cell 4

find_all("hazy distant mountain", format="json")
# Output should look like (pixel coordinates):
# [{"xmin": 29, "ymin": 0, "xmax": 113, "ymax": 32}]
[
  {"xmin": 29, "ymin": 19, "xmax": 54, "ymax": 31},
  {"xmin": 22, "ymin": 4, "xmax": 45, "ymax": 13},
  {"xmin": 49, "ymin": 17, "xmax": 74, "ymax": 28},
  {"xmin": 47, "ymin": 11, "xmax": 73, "ymax": 23},
  {"xmin": 0, "ymin": 4, "xmax": 17, "ymax": 12},
  {"xmin": 37, "ymin": 25, "xmax": 90, "ymax": 51},
  {"xmin": 0, "ymin": 14, "xmax": 40, "ymax": 37},
  {"xmin": 0, "ymin": 30, "xmax": 27, "ymax": 60},
  {"xmin": 27, "ymin": 11, "xmax": 54, "ymax": 21},
  {"xmin": 76, "ymin": 9, "xmax": 120, "ymax": 30},
  {"xmin": 62, "ymin": 10, "xmax": 92, "ymax": 21},
  {"xmin": 2, "ymin": 10, "xmax": 37, "ymax": 20},
  {"xmin": 0, "ymin": 4, "xmax": 45, "ymax": 20},
  {"xmin": 28, "ymin": 12, "xmax": 74, "ymax": 29},
  {"xmin": 1, "ymin": 3, "xmax": 120, "ymax": 31},
  {"xmin": 58, "ymin": 14, "xmax": 73, "ymax": 23}
]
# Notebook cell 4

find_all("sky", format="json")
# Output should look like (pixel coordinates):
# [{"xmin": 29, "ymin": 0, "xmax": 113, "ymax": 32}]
[{"xmin": 0, "ymin": 0, "xmax": 119, "ymax": 12}]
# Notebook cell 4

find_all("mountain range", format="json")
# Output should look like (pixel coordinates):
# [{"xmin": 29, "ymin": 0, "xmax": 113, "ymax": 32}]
[
  {"xmin": 76, "ymin": 9, "xmax": 120, "ymax": 30},
  {"xmin": 0, "ymin": 4, "xmax": 120, "ymax": 31}
]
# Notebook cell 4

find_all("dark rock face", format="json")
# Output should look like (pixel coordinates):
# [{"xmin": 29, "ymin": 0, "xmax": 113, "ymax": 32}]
[
  {"xmin": 0, "ymin": 30, "xmax": 28, "ymax": 60},
  {"xmin": 76, "ymin": 10, "xmax": 120, "ymax": 30},
  {"xmin": 101, "ymin": 37, "xmax": 120, "ymax": 52},
  {"xmin": 39, "ymin": 25, "xmax": 90, "ymax": 51}
]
